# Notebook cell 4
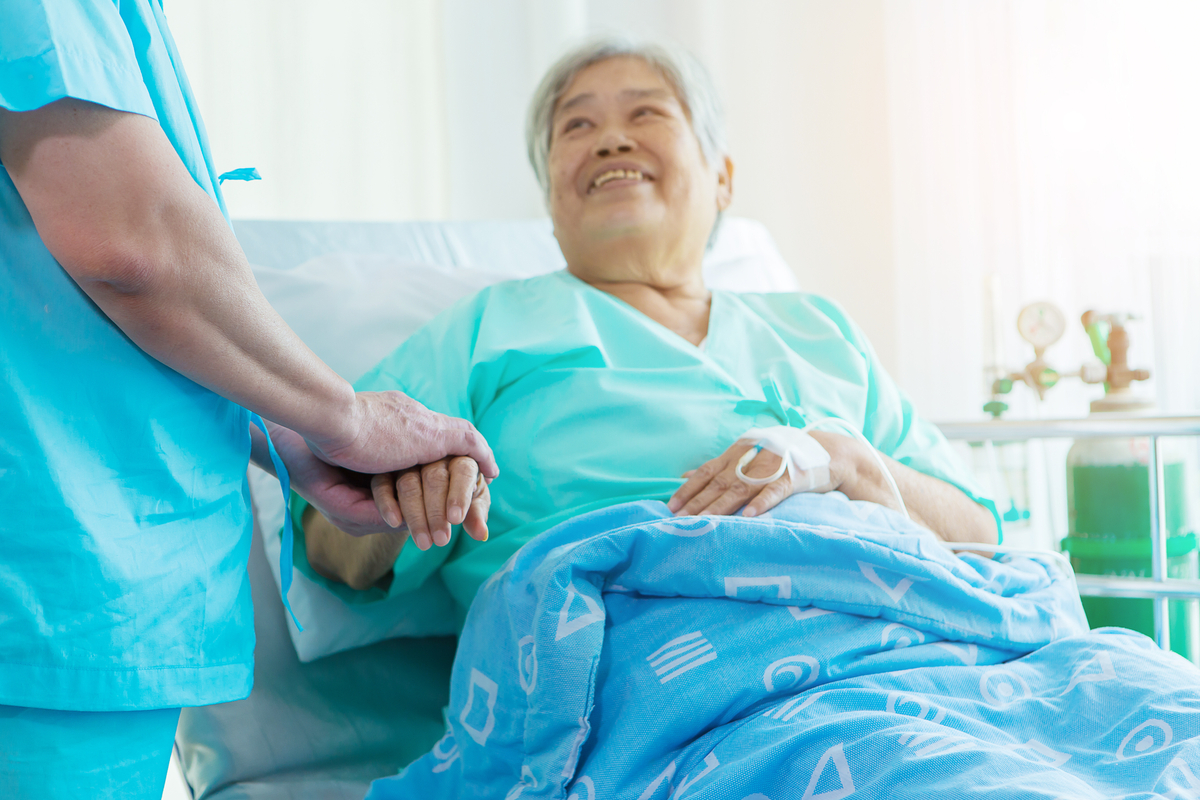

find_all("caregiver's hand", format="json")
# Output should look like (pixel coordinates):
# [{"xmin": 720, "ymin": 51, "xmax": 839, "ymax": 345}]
[
  {"xmin": 371, "ymin": 456, "xmax": 491, "ymax": 551},
  {"xmin": 667, "ymin": 431, "xmax": 901, "ymax": 518},
  {"xmin": 253, "ymin": 421, "xmax": 390, "ymax": 536},
  {"xmin": 307, "ymin": 390, "xmax": 499, "ymax": 481}
]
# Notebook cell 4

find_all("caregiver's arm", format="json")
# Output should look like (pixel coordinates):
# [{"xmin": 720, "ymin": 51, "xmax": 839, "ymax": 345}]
[
  {"xmin": 669, "ymin": 432, "xmax": 997, "ymax": 545},
  {"xmin": 0, "ymin": 99, "xmax": 497, "ymax": 483}
]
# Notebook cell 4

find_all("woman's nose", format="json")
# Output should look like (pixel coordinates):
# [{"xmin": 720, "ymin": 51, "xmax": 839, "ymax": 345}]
[{"xmin": 594, "ymin": 132, "xmax": 635, "ymax": 158}]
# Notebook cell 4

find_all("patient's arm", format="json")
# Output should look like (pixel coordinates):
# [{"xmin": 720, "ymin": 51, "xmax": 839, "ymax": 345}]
[
  {"xmin": 305, "ymin": 505, "xmax": 408, "ymax": 591},
  {"xmin": 668, "ymin": 432, "xmax": 997, "ymax": 545}
]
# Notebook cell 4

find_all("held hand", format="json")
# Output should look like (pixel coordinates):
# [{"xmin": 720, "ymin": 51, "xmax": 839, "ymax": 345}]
[
  {"xmin": 370, "ymin": 456, "xmax": 491, "ymax": 551},
  {"xmin": 667, "ymin": 430, "xmax": 891, "ymax": 518},
  {"xmin": 307, "ymin": 390, "xmax": 499, "ymax": 482},
  {"xmin": 263, "ymin": 422, "xmax": 392, "ymax": 536}
]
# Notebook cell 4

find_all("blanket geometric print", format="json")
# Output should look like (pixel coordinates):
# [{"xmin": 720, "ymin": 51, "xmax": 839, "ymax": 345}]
[{"xmin": 365, "ymin": 493, "xmax": 1200, "ymax": 799}]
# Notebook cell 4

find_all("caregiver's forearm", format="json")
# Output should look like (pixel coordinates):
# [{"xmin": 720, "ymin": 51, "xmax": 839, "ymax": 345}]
[
  {"xmin": 303, "ymin": 506, "xmax": 407, "ymax": 591},
  {"xmin": 0, "ymin": 99, "xmax": 357, "ymax": 447},
  {"xmin": 847, "ymin": 454, "xmax": 998, "ymax": 545}
]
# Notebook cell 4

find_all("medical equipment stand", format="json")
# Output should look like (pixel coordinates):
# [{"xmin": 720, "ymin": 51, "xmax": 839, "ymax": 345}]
[{"xmin": 938, "ymin": 415, "xmax": 1200, "ymax": 652}]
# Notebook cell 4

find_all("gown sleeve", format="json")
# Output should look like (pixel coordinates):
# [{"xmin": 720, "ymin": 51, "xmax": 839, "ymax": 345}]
[{"xmin": 804, "ymin": 295, "xmax": 1004, "ymax": 542}]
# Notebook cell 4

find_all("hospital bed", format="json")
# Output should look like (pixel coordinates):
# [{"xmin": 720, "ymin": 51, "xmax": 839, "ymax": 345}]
[
  {"xmin": 175, "ymin": 217, "xmax": 797, "ymax": 798},
  {"xmin": 176, "ymin": 217, "xmax": 1200, "ymax": 798}
]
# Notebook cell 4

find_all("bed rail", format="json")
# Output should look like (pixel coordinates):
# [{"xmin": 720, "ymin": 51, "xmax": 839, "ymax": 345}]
[{"xmin": 936, "ymin": 415, "xmax": 1200, "ymax": 651}]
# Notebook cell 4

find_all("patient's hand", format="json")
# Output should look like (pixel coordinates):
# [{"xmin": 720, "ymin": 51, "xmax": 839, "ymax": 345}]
[
  {"xmin": 667, "ymin": 431, "xmax": 895, "ymax": 518},
  {"xmin": 371, "ymin": 456, "xmax": 491, "ymax": 551},
  {"xmin": 305, "ymin": 456, "xmax": 490, "ymax": 591}
]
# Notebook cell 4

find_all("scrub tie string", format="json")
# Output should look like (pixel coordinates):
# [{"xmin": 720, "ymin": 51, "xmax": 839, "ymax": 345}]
[{"xmin": 249, "ymin": 414, "xmax": 302, "ymax": 631}]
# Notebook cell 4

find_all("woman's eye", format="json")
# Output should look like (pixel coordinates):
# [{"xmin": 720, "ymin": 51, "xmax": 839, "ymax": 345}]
[
  {"xmin": 632, "ymin": 107, "xmax": 660, "ymax": 119},
  {"xmin": 562, "ymin": 118, "xmax": 591, "ymax": 133}
]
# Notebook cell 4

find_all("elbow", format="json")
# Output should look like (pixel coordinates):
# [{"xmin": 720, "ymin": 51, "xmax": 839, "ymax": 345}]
[
  {"xmin": 344, "ymin": 568, "xmax": 386, "ymax": 593},
  {"xmin": 309, "ymin": 550, "xmax": 386, "ymax": 592},
  {"xmin": 63, "ymin": 239, "xmax": 168, "ymax": 297}
]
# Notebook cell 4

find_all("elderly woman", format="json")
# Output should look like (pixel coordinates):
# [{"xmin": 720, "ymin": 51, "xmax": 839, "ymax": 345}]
[{"xmin": 296, "ymin": 39, "xmax": 1000, "ymax": 617}]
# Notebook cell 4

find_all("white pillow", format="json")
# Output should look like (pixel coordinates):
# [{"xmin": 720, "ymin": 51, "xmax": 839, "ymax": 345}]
[
  {"xmin": 252, "ymin": 217, "xmax": 798, "ymax": 384},
  {"xmin": 254, "ymin": 256, "xmax": 518, "ymax": 383}
]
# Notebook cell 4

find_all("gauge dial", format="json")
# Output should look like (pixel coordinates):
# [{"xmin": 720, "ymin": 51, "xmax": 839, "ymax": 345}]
[{"xmin": 1017, "ymin": 301, "xmax": 1066, "ymax": 349}]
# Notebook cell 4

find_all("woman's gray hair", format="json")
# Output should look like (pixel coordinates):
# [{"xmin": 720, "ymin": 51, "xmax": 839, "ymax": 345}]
[{"xmin": 525, "ymin": 37, "xmax": 728, "ymax": 198}]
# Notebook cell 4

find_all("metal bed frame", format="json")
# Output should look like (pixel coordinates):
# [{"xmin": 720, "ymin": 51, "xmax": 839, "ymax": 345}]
[{"xmin": 936, "ymin": 415, "xmax": 1200, "ymax": 652}]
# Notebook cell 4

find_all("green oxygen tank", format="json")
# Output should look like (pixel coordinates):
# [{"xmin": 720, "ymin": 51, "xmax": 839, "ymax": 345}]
[
  {"xmin": 1061, "ymin": 312, "xmax": 1197, "ymax": 661},
  {"xmin": 1064, "ymin": 430, "xmax": 1197, "ymax": 661}
]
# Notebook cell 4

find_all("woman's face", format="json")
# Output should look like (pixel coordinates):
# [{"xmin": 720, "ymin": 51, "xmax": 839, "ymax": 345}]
[{"xmin": 546, "ymin": 56, "xmax": 732, "ymax": 280}]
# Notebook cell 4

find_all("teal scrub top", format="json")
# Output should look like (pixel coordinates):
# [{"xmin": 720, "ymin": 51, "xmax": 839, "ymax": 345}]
[
  {"xmin": 293, "ymin": 271, "xmax": 1000, "ymax": 625},
  {"xmin": 0, "ymin": 0, "xmax": 254, "ymax": 711}
]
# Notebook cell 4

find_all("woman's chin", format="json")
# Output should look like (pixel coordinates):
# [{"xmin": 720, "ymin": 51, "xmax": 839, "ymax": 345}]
[{"xmin": 582, "ymin": 207, "xmax": 669, "ymax": 243}]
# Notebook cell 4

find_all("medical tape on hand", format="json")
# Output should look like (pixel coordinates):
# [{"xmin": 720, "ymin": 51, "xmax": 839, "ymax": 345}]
[
  {"xmin": 803, "ymin": 417, "xmax": 909, "ymax": 520},
  {"xmin": 735, "ymin": 419, "xmax": 910, "ymax": 520},
  {"xmin": 735, "ymin": 426, "xmax": 831, "ymax": 490},
  {"xmin": 250, "ymin": 413, "xmax": 303, "ymax": 631}
]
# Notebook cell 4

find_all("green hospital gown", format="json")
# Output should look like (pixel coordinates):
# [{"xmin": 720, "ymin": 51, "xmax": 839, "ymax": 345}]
[{"xmin": 293, "ymin": 270, "xmax": 999, "ymax": 624}]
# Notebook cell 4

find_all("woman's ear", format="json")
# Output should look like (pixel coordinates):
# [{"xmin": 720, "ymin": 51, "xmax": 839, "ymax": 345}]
[{"xmin": 716, "ymin": 155, "xmax": 734, "ymax": 211}]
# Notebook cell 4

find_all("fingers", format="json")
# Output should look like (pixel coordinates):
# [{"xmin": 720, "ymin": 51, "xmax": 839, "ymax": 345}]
[
  {"xmin": 396, "ymin": 469, "xmax": 432, "ymax": 550},
  {"xmin": 674, "ymin": 448, "xmax": 784, "ymax": 517},
  {"xmin": 668, "ymin": 444, "xmax": 747, "ymax": 513},
  {"xmin": 442, "ymin": 421, "xmax": 499, "ymax": 481},
  {"xmin": 370, "ymin": 472, "xmax": 403, "ymax": 529},
  {"xmin": 463, "ymin": 483, "xmax": 491, "ymax": 542},
  {"xmin": 696, "ymin": 482, "xmax": 756, "ymax": 517},
  {"xmin": 742, "ymin": 478, "xmax": 792, "ymax": 518},
  {"xmin": 397, "ymin": 458, "xmax": 486, "ymax": 552},
  {"xmin": 420, "ymin": 460, "xmax": 453, "ymax": 547},
  {"xmin": 445, "ymin": 457, "xmax": 479, "ymax": 527}
]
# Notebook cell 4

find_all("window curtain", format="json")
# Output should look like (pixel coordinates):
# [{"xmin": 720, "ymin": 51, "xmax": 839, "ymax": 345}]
[{"xmin": 884, "ymin": 0, "xmax": 1200, "ymax": 419}]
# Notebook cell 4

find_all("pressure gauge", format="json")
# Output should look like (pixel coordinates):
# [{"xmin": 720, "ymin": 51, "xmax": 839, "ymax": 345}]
[{"xmin": 1017, "ymin": 302, "xmax": 1066, "ymax": 350}]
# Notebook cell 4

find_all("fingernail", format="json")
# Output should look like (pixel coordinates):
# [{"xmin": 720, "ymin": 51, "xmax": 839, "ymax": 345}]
[
  {"xmin": 666, "ymin": 500, "xmax": 679, "ymax": 512},
  {"xmin": 385, "ymin": 511, "xmax": 400, "ymax": 528},
  {"xmin": 743, "ymin": 507, "xmax": 758, "ymax": 518},
  {"xmin": 416, "ymin": 533, "xmax": 431, "ymax": 550},
  {"xmin": 435, "ymin": 528, "xmax": 450, "ymax": 547},
  {"xmin": 448, "ymin": 503, "xmax": 464, "ymax": 525}
]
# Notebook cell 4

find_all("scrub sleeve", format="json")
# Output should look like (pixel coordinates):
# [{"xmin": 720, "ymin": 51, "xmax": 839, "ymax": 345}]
[{"xmin": 1, "ymin": 1, "xmax": 258, "ymax": 796}]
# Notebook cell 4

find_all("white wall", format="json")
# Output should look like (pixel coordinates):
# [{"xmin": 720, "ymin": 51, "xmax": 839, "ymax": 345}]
[
  {"xmin": 166, "ymin": 0, "xmax": 1200, "ymax": 421},
  {"xmin": 884, "ymin": 0, "xmax": 1200, "ymax": 419},
  {"xmin": 166, "ymin": 0, "xmax": 449, "ymax": 220}
]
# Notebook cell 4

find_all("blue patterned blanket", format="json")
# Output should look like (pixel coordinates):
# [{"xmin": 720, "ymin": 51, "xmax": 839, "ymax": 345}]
[{"xmin": 367, "ymin": 493, "xmax": 1200, "ymax": 799}]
